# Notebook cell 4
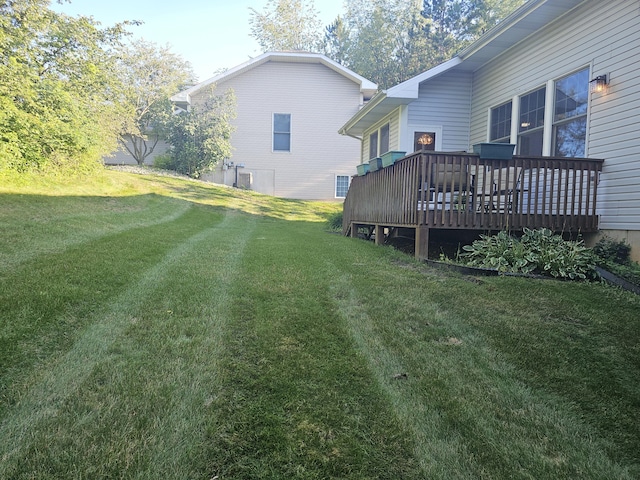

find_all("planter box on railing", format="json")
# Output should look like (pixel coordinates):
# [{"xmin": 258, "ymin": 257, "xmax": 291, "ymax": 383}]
[
  {"xmin": 381, "ymin": 151, "xmax": 406, "ymax": 167},
  {"xmin": 472, "ymin": 143, "xmax": 516, "ymax": 160},
  {"xmin": 369, "ymin": 157, "xmax": 383, "ymax": 172},
  {"xmin": 356, "ymin": 163, "xmax": 370, "ymax": 176}
]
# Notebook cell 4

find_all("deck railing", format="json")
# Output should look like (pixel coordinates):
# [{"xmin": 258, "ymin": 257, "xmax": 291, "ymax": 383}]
[{"xmin": 343, "ymin": 151, "xmax": 603, "ymax": 235}]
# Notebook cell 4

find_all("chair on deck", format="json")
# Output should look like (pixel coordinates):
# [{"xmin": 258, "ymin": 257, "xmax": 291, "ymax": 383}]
[
  {"xmin": 473, "ymin": 166, "xmax": 522, "ymax": 213},
  {"xmin": 425, "ymin": 163, "xmax": 469, "ymax": 210}
]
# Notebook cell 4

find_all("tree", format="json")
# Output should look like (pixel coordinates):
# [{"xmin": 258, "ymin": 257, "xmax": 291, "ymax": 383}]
[
  {"xmin": 421, "ymin": 0, "xmax": 525, "ymax": 59},
  {"xmin": 249, "ymin": 0, "xmax": 323, "ymax": 52},
  {"xmin": 0, "ymin": 0, "xmax": 133, "ymax": 173},
  {"xmin": 323, "ymin": 0, "xmax": 525, "ymax": 89},
  {"xmin": 325, "ymin": 0, "xmax": 432, "ymax": 88},
  {"xmin": 117, "ymin": 40, "xmax": 194, "ymax": 165},
  {"xmin": 163, "ymin": 86, "xmax": 235, "ymax": 178}
]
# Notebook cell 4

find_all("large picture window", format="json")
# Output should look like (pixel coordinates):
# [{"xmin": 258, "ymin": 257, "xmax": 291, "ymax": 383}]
[
  {"xmin": 490, "ymin": 102, "xmax": 512, "ymax": 143},
  {"xmin": 518, "ymin": 87, "xmax": 545, "ymax": 156},
  {"xmin": 553, "ymin": 68, "xmax": 588, "ymax": 157},
  {"xmin": 273, "ymin": 113, "xmax": 291, "ymax": 152}
]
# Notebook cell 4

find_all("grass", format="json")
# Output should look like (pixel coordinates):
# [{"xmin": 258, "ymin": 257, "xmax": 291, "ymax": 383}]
[{"xmin": 1, "ymin": 168, "xmax": 639, "ymax": 479}]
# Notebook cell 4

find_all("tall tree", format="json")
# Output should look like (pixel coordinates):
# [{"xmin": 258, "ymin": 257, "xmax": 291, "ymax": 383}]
[
  {"xmin": 324, "ymin": 0, "xmax": 525, "ymax": 89},
  {"xmin": 421, "ymin": 0, "xmax": 525, "ymax": 59},
  {"xmin": 249, "ymin": 0, "xmax": 323, "ymax": 52},
  {"xmin": 0, "ymin": 0, "xmax": 133, "ymax": 172},
  {"xmin": 117, "ymin": 40, "xmax": 194, "ymax": 165},
  {"xmin": 163, "ymin": 86, "xmax": 236, "ymax": 179}
]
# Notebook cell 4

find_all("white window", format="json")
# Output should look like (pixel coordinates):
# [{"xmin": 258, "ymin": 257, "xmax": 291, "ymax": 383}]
[
  {"xmin": 369, "ymin": 131, "xmax": 378, "ymax": 159},
  {"xmin": 490, "ymin": 102, "xmax": 512, "ymax": 143},
  {"xmin": 553, "ymin": 68, "xmax": 589, "ymax": 157},
  {"xmin": 518, "ymin": 87, "xmax": 546, "ymax": 156},
  {"xmin": 273, "ymin": 113, "xmax": 291, "ymax": 152},
  {"xmin": 368, "ymin": 122, "xmax": 390, "ymax": 159},
  {"xmin": 488, "ymin": 67, "xmax": 591, "ymax": 157},
  {"xmin": 336, "ymin": 175, "xmax": 350, "ymax": 198},
  {"xmin": 380, "ymin": 123, "xmax": 390, "ymax": 155}
]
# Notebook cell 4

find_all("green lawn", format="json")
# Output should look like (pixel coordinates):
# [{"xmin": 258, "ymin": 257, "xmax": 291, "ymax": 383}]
[{"xmin": 1, "ymin": 169, "xmax": 639, "ymax": 479}]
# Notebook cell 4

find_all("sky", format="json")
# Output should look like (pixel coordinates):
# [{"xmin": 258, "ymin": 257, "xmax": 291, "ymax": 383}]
[{"xmin": 51, "ymin": 0, "xmax": 346, "ymax": 82}]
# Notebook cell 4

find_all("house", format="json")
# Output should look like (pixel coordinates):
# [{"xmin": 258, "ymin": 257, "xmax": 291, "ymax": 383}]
[
  {"xmin": 171, "ymin": 52, "xmax": 377, "ymax": 200},
  {"xmin": 339, "ymin": 0, "xmax": 640, "ymax": 260}
]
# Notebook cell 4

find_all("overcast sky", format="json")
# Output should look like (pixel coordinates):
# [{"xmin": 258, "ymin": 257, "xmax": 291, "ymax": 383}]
[{"xmin": 52, "ymin": 0, "xmax": 345, "ymax": 82}]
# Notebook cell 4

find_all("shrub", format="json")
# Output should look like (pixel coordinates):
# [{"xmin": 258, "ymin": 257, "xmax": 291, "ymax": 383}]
[
  {"xmin": 326, "ymin": 211, "xmax": 343, "ymax": 231},
  {"xmin": 153, "ymin": 153, "xmax": 177, "ymax": 171},
  {"xmin": 461, "ymin": 228, "xmax": 597, "ymax": 280},
  {"xmin": 592, "ymin": 236, "xmax": 631, "ymax": 265}
]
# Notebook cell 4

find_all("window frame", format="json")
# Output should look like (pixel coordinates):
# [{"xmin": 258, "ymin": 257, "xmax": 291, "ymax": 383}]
[
  {"xmin": 335, "ymin": 175, "xmax": 350, "ymax": 198},
  {"xmin": 368, "ymin": 122, "xmax": 391, "ymax": 160},
  {"xmin": 489, "ymin": 101, "xmax": 512, "ymax": 143},
  {"xmin": 552, "ymin": 67, "xmax": 589, "ymax": 157},
  {"xmin": 273, "ymin": 113, "xmax": 291, "ymax": 152},
  {"xmin": 486, "ymin": 66, "xmax": 592, "ymax": 158},
  {"xmin": 517, "ymin": 86, "xmax": 546, "ymax": 156}
]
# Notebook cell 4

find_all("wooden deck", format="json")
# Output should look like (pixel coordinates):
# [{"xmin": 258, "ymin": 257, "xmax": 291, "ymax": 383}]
[{"xmin": 343, "ymin": 151, "xmax": 604, "ymax": 259}]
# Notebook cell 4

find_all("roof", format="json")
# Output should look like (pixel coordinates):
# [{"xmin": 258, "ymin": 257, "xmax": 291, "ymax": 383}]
[
  {"xmin": 339, "ymin": 0, "xmax": 586, "ymax": 137},
  {"xmin": 171, "ymin": 51, "xmax": 378, "ymax": 106}
]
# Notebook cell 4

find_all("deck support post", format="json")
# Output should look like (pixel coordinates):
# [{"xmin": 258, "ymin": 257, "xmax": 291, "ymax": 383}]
[
  {"xmin": 415, "ymin": 226, "xmax": 429, "ymax": 260},
  {"xmin": 374, "ymin": 225, "xmax": 384, "ymax": 246},
  {"xmin": 350, "ymin": 223, "xmax": 359, "ymax": 238}
]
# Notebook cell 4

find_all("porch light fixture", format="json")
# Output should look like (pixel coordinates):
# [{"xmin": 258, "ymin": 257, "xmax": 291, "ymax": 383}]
[
  {"xmin": 590, "ymin": 74, "xmax": 608, "ymax": 93},
  {"xmin": 417, "ymin": 133, "xmax": 434, "ymax": 147}
]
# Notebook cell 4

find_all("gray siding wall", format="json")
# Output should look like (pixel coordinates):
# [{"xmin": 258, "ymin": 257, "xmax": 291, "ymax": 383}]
[
  {"xmin": 191, "ymin": 61, "xmax": 363, "ymax": 200},
  {"xmin": 408, "ymin": 70, "xmax": 473, "ymax": 152},
  {"xmin": 469, "ymin": 0, "xmax": 640, "ymax": 231}
]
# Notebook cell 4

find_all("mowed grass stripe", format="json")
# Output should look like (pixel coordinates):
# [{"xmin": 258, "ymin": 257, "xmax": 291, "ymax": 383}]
[
  {"xmin": 202, "ymin": 221, "xmax": 424, "ymax": 478},
  {"xmin": 0, "ymin": 202, "xmax": 219, "ymax": 410},
  {"xmin": 327, "ymin": 254, "xmax": 635, "ymax": 479},
  {"xmin": 0, "ymin": 205, "xmax": 251, "ymax": 477},
  {"xmin": 0, "ymin": 193, "xmax": 192, "ymax": 273}
]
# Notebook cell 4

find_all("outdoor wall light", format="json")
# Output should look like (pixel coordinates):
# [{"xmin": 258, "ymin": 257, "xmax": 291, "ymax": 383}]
[{"xmin": 590, "ymin": 74, "xmax": 608, "ymax": 93}]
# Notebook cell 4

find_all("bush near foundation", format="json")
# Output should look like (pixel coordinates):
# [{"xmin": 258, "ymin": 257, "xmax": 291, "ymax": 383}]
[{"xmin": 461, "ymin": 228, "xmax": 597, "ymax": 280}]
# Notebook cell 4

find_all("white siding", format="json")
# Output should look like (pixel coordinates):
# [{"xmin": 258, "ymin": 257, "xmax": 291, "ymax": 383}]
[
  {"xmin": 408, "ymin": 70, "xmax": 473, "ymax": 152},
  {"xmin": 191, "ymin": 61, "xmax": 363, "ymax": 200},
  {"xmin": 469, "ymin": 0, "xmax": 640, "ymax": 231}
]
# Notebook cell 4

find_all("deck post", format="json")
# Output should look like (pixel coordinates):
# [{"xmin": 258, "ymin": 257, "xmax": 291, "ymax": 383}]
[
  {"xmin": 374, "ymin": 225, "xmax": 384, "ymax": 246},
  {"xmin": 415, "ymin": 226, "xmax": 429, "ymax": 260},
  {"xmin": 350, "ymin": 223, "xmax": 359, "ymax": 238}
]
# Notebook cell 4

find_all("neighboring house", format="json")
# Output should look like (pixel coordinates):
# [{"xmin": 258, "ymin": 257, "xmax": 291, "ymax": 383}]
[
  {"xmin": 105, "ymin": 138, "xmax": 171, "ymax": 166},
  {"xmin": 339, "ymin": 0, "xmax": 640, "ymax": 260},
  {"xmin": 171, "ymin": 52, "xmax": 377, "ymax": 200}
]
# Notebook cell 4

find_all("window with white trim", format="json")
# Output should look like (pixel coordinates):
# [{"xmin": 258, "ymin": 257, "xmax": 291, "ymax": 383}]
[
  {"xmin": 369, "ymin": 131, "xmax": 378, "ymax": 159},
  {"xmin": 518, "ymin": 87, "xmax": 545, "ymax": 156},
  {"xmin": 273, "ymin": 113, "xmax": 291, "ymax": 152},
  {"xmin": 553, "ymin": 68, "xmax": 588, "ymax": 157},
  {"xmin": 368, "ymin": 122, "xmax": 390, "ymax": 159},
  {"xmin": 488, "ymin": 66, "xmax": 591, "ymax": 158},
  {"xmin": 335, "ymin": 175, "xmax": 350, "ymax": 198},
  {"xmin": 490, "ymin": 101, "xmax": 512, "ymax": 143},
  {"xmin": 380, "ymin": 123, "xmax": 390, "ymax": 155}
]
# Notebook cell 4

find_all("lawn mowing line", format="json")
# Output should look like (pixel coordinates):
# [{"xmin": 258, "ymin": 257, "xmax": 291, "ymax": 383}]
[
  {"xmin": 0, "ymin": 209, "xmax": 249, "ymax": 473},
  {"xmin": 141, "ymin": 214, "xmax": 256, "ymax": 479},
  {"xmin": 328, "ymin": 273, "xmax": 478, "ymax": 479},
  {"xmin": 329, "ymin": 272, "xmax": 634, "ymax": 479},
  {"xmin": 0, "ymin": 198, "xmax": 192, "ymax": 273}
]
